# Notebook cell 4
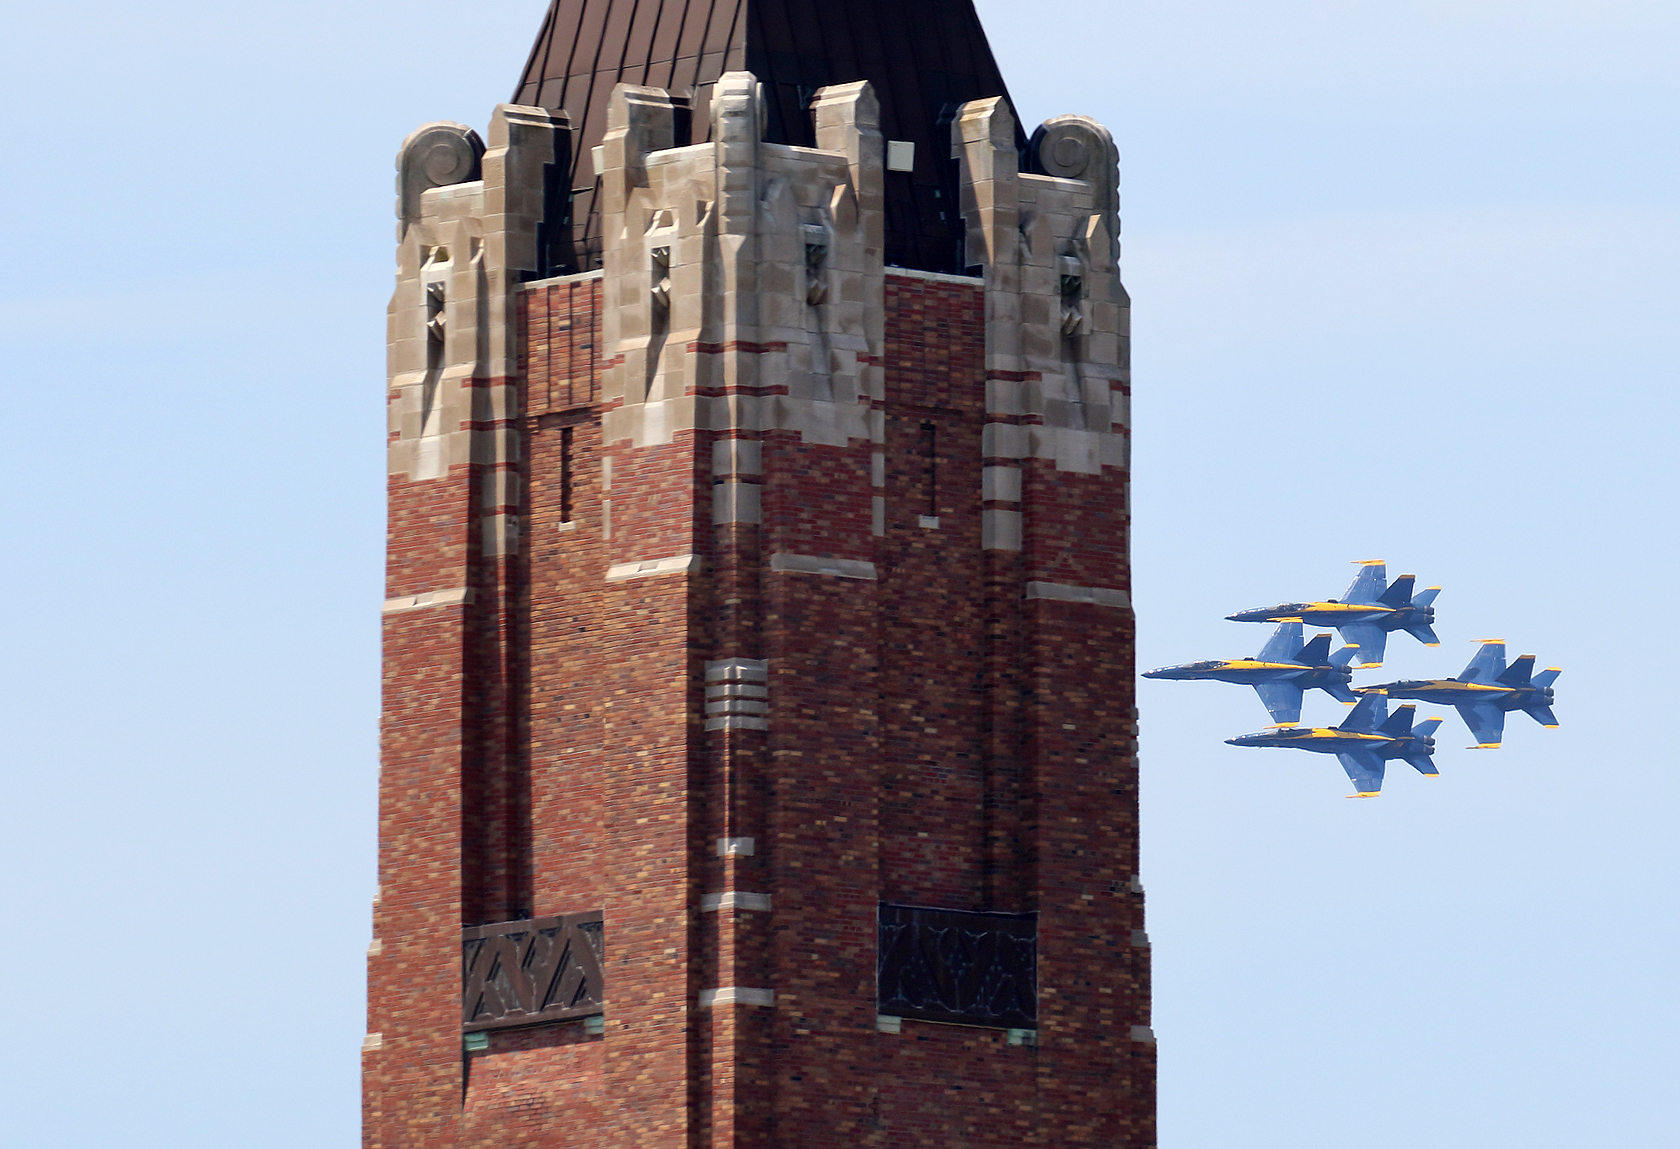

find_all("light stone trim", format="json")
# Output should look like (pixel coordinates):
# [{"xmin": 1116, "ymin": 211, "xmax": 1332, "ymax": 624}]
[
  {"xmin": 701, "ymin": 892, "xmax": 773, "ymax": 912},
  {"xmin": 713, "ymin": 439, "xmax": 763, "ymax": 476},
  {"xmin": 706, "ymin": 716, "xmax": 769, "ymax": 731},
  {"xmin": 886, "ymin": 267, "xmax": 985, "ymax": 287},
  {"xmin": 699, "ymin": 987, "xmax": 775, "ymax": 1009},
  {"xmin": 605, "ymin": 554, "xmax": 700, "ymax": 581},
  {"xmin": 362, "ymin": 1033, "xmax": 384, "ymax": 1053},
  {"xmin": 1130, "ymin": 1025, "xmax": 1157, "ymax": 1045},
  {"xmin": 983, "ymin": 465, "xmax": 1022, "ymax": 503},
  {"xmin": 716, "ymin": 836, "xmax": 756, "ymax": 857},
  {"xmin": 876, "ymin": 1015, "xmax": 903, "ymax": 1034},
  {"xmin": 713, "ymin": 480, "xmax": 762, "ymax": 525},
  {"xmin": 770, "ymin": 553, "xmax": 878, "ymax": 580},
  {"xmin": 594, "ymin": 75, "xmax": 886, "ymax": 451},
  {"xmin": 1131, "ymin": 929, "xmax": 1151, "ymax": 948},
  {"xmin": 983, "ymin": 510, "xmax": 1023, "ymax": 552},
  {"xmin": 706, "ymin": 658, "xmax": 769, "ymax": 682},
  {"xmin": 382, "ymin": 587, "xmax": 475, "ymax": 614},
  {"xmin": 707, "ymin": 683, "xmax": 768, "ymax": 699},
  {"xmin": 1025, "ymin": 580, "xmax": 1131, "ymax": 609}
]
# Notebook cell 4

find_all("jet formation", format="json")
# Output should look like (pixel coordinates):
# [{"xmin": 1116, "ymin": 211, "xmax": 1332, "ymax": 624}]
[{"xmin": 1147, "ymin": 561, "xmax": 1561, "ymax": 797}]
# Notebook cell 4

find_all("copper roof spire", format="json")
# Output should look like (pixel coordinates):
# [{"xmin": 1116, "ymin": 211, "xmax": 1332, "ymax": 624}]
[{"xmin": 513, "ymin": 0, "xmax": 1026, "ymax": 274}]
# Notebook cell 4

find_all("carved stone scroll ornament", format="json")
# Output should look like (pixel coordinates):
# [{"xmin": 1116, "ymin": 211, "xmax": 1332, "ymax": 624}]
[
  {"xmin": 877, "ymin": 903, "xmax": 1038, "ymax": 1029},
  {"xmin": 396, "ymin": 121, "xmax": 486, "ymax": 236},
  {"xmin": 461, "ymin": 911, "xmax": 604, "ymax": 1032},
  {"xmin": 1030, "ymin": 115, "xmax": 1120, "ymax": 265}
]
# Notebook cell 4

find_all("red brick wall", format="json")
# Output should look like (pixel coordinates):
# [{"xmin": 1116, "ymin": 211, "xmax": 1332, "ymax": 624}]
[{"xmin": 367, "ymin": 272, "xmax": 1151, "ymax": 1148}]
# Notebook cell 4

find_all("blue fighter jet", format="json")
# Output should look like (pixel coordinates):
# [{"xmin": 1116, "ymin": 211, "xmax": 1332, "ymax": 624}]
[
  {"xmin": 1361, "ymin": 640, "xmax": 1560, "ymax": 749},
  {"xmin": 1225, "ymin": 694, "xmax": 1444, "ymax": 797},
  {"xmin": 1226, "ymin": 560, "xmax": 1440, "ymax": 668},
  {"xmin": 1143, "ymin": 622, "xmax": 1360, "ymax": 726}
]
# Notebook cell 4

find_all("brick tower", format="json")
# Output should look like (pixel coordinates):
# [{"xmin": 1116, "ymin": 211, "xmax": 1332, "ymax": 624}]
[{"xmin": 367, "ymin": 2, "xmax": 1150, "ymax": 1146}]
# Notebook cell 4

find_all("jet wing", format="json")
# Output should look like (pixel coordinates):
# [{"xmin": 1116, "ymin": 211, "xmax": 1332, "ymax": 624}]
[
  {"xmin": 1252, "ymin": 681, "xmax": 1305, "ymax": 726},
  {"xmin": 1337, "ymin": 750, "xmax": 1387, "ymax": 796},
  {"xmin": 1339, "ymin": 623, "xmax": 1388, "ymax": 668},
  {"xmin": 1457, "ymin": 701, "xmax": 1507, "ymax": 748}
]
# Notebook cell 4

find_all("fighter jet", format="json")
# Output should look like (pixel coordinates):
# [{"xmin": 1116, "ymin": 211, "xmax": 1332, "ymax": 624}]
[
  {"xmin": 1226, "ymin": 560, "xmax": 1440, "ymax": 668},
  {"xmin": 1143, "ymin": 622, "xmax": 1361, "ymax": 726},
  {"xmin": 1225, "ymin": 694, "xmax": 1444, "ymax": 797},
  {"xmin": 1361, "ymin": 640, "xmax": 1560, "ymax": 749}
]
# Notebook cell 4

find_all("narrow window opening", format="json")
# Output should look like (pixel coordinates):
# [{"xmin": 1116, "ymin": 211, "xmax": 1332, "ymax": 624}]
[
  {"xmin": 560, "ymin": 425, "xmax": 575, "ymax": 526},
  {"xmin": 920, "ymin": 422, "xmax": 940, "ymax": 528}
]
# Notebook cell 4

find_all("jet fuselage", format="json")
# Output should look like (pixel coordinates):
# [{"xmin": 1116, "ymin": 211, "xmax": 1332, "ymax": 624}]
[
  {"xmin": 1144, "ymin": 658, "xmax": 1345, "ymax": 687},
  {"xmin": 1374, "ymin": 678, "xmax": 1555, "ymax": 715},
  {"xmin": 1226, "ymin": 725, "xmax": 1433, "ymax": 762}
]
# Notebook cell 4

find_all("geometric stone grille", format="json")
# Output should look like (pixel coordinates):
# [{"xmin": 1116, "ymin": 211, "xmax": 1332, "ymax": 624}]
[
  {"xmin": 461, "ymin": 911, "xmax": 604, "ymax": 1032},
  {"xmin": 877, "ymin": 903, "xmax": 1037, "ymax": 1030}
]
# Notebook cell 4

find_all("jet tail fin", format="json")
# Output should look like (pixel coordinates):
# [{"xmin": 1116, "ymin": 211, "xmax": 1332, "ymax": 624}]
[
  {"xmin": 1405, "ymin": 622, "xmax": 1441, "ymax": 646},
  {"xmin": 1339, "ymin": 693, "xmax": 1387, "ymax": 733},
  {"xmin": 1378, "ymin": 703, "xmax": 1418, "ymax": 738},
  {"xmin": 1524, "ymin": 703, "xmax": 1560, "ymax": 728},
  {"xmin": 1256, "ymin": 621, "xmax": 1305, "ymax": 664},
  {"xmin": 1406, "ymin": 755, "xmax": 1440, "ymax": 777},
  {"xmin": 1343, "ymin": 561, "xmax": 1387, "ymax": 606},
  {"xmin": 1498, "ymin": 655, "xmax": 1536, "ymax": 687},
  {"xmin": 1459, "ymin": 640, "xmax": 1507, "ymax": 683},
  {"xmin": 1329, "ymin": 644, "xmax": 1361, "ymax": 668},
  {"xmin": 1413, "ymin": 717, "xmax": 1444, "ymax": 739},
  {"xmin": 1294, "ymin": 633, "xmax": 1333, "ymax": 666},
  {"xmin": 1411, "ymin": 586, "xmax": 1442, "ymax": 608},
  {"xmin": 1379, "ymin": 574, "xmax": 1416, "ymax": 607},
  {"xmin": 1321, "ymin": 681, "xmax": 1358, "ymax": 705},
  {"xmin": 1532, "ymin": 667, "xmax": 1562, "ymax": 689}
]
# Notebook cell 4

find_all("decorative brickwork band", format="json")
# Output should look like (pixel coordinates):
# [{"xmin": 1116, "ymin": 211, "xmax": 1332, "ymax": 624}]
[
  {"xmin": 876, "ymin": 903, "xmax": 1038, "ymax": 1030},
  {"xmin": 461, "ymin": 911, "xmax": 605, "ymax": 1032}
]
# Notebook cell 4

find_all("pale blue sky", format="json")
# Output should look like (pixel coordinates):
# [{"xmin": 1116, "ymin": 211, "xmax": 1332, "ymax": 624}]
[{"xmin": 2, "ymin": 2, "xmax": 1675, "ymax": 1145}]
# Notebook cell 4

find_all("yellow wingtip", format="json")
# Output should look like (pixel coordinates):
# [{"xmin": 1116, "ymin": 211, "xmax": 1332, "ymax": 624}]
[
  {"xmin": 1546, "ymin": 666, "xmax": 1562, "ymax": 672},
  {"xmin": 1544, "ymin": 724, "xmax": 1560, "ymax": 729},
  {"xmin": 1346, "ymin": 791, "xmax": 1382, "ymax": 799},
  {"xmin": 1354, "ymin": 559, "xmax": 1385, "ymax": 566},
  {"xmin": 1425, "ymin": 642, "xmax": 1441, "ymax": 647}
]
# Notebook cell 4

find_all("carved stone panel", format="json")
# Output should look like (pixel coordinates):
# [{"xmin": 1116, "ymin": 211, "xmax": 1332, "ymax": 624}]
[
  {"xmin": 877, "ymin": 903, "xmax": 1037, "ymax": 1029},
  {"xmin": 461, "ymin": 911, "xmax": 604, "ymax": 1032}
]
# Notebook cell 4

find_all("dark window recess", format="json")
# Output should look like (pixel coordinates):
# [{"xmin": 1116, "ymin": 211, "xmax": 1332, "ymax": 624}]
[
  {"xmin": 921, "ymin": 422, "xmax": 938, "ymax": 517},
  {"xmin": 560, "ymin": 425, "xmax": 575, "ymax": 523},
  {"xmin": 462, "ymin": 911, "xmax": 604, "ymax": 1032},
  {"xmin": 877, "ymin": 903, "xmax": 1037, "ymax": 1029}
]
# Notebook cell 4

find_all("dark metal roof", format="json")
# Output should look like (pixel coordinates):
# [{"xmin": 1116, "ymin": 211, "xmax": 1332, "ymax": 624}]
[{"xmin": 513, "ymin": 0, "xmax": 1027, "ymax": 275}]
